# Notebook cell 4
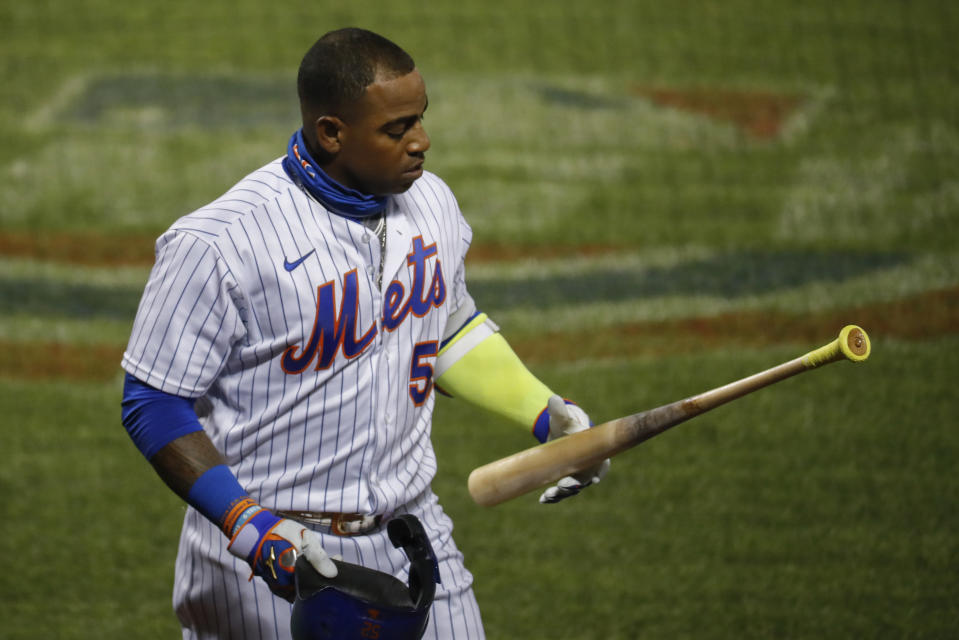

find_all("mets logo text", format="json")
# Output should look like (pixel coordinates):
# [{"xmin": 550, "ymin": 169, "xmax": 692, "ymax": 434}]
[{"xmin": 280, "ymin": 236, "xmax": 446, "ymax": 374}]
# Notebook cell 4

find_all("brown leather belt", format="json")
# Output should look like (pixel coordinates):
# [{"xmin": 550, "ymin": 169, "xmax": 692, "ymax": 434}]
[{"xmin": 275, "ymin": 510, "xmax": 384, "ymax": 536}]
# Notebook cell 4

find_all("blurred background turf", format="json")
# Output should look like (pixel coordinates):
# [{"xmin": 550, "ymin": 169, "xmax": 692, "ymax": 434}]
[{"xmin": 1, "ymin": 1, "xmax": 957, "ymax": 638}]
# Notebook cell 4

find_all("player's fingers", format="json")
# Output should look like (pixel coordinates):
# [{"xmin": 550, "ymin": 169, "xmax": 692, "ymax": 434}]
[
  {"xmin": 578, "ymin": 458, "xmax": 611, "ymax": 485},
  {"xmin": 299, "ymin": 530, "xmax": 338, "ymax": 578},
  {"xmin": 538, "ymin": 485, "xmax": 584, "ymax": 504},
  {"xmin": 547, "ymin": 396, "xmax": 592, "ymax": 441},
  {"xmin": 561, "ymin": 458, "xmax": 611, "ymax": 490},
  {"xmin": 563, "ymin": 403, "xmax": 591, "ymax": 431},
  {"xmin": 547, "ymin": 395, "xmax": 569, "ymax": 419},
  {"xmin": 546, "ymin": 395, "xmax": 571, "ymax": 439},
  {"xmin": 538, "ymin": 476, "xmax": 586, "ymax": 504}
]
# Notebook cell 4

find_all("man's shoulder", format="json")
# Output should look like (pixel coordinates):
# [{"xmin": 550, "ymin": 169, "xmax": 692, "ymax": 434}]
[{"xmin": 168, "ymin": 157, "xmax": 294, "ymax": 238}]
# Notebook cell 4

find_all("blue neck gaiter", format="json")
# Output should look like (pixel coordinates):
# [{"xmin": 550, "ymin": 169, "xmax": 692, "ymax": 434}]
[{"xmin": 282, "ymin": 128, "xmax": 388, "ymax": 219}]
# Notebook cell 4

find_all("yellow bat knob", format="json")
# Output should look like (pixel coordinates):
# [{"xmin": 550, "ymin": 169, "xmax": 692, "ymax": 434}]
[{"xmin": 838, "ymin": 325, "xmax": 871, "ymax": 362}]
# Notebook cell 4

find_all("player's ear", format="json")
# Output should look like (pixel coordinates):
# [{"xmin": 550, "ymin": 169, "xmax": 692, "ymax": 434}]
[{"xmin": 314, "ymin": 116, "xmax": 345, "ymax": 155}]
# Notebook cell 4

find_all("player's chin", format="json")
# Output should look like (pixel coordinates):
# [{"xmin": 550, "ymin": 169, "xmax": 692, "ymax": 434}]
[{"xmin": 389, "ymin": 169, "xmax": 425, "ymax": 193}]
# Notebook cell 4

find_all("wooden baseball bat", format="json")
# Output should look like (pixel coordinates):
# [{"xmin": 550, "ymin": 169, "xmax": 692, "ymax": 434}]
[{"xmin": 468, "ymin": 325, "xmax": 871, "ymax": 507}]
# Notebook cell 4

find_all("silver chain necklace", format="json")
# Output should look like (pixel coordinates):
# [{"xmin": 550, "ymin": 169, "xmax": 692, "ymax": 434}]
[{"xmin": 363, "ymin": 213, "xmax": 387, "ymax": 288}]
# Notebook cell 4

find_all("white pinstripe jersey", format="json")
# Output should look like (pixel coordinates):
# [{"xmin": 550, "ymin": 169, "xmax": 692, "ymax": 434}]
[{"xmin": 122, "ymin": 158, "xmax": 475, "ymax": 517}]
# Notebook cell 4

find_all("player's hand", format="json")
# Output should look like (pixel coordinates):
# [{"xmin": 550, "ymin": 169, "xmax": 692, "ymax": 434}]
[
  {"xmin": 227, "ymin": 507, "xmax": 337, "ymax": 601},
  {"xmin": 539, "ymin": 395, "xmax": 611, "ymax": 504}
]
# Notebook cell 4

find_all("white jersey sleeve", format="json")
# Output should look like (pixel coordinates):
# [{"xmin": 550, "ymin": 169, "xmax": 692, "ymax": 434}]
[{"xmin": 122, "ymin": 231, "xmax": 245, "ymax": 397}]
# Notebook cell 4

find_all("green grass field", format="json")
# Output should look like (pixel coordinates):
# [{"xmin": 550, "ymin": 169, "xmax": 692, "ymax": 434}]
[{"xmin": 2, "ymin": 1, "xmax": 957, "ymax": 638}]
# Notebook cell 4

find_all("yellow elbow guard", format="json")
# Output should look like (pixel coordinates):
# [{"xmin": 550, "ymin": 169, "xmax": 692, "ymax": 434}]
[{"xmin": 435, "ymin": 315, "xmax": 553, "ymax": 429}]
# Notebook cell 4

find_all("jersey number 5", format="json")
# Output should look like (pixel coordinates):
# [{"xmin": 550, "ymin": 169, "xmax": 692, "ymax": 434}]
[{"xmin": 409, "ymin": 341, "xmax": 438, "ymax": 406}]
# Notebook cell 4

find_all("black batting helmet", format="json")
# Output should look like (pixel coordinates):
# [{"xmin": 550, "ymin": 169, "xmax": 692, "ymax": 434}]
[{"xmin": 290, "ymin": 514, "xmax": 439, "ymax": 640}]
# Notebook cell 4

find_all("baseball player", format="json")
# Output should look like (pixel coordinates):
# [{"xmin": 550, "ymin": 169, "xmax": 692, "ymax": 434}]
[{"xmin": 120, "ymin": 28, "xmax": 609, "ymax": 639}]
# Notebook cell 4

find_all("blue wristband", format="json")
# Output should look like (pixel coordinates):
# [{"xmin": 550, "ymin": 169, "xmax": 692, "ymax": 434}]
[
  {"xmin": 532, "ymin": 405, "xmax": 552, "ymax": 443},
  {"xmin": 186, "ymin": 464, "xmax": 251, "ymax": 531}
]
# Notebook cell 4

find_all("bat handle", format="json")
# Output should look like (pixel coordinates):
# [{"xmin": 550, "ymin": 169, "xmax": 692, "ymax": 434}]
[{"xmin": 801, "ymin": 325, "xmax": 871, "ymax": 368}]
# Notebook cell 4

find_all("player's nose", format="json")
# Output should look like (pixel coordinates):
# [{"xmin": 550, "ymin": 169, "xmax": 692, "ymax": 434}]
[{"xmin": 407, "ymin": 121, "xmax": 430, "ymax": 155}]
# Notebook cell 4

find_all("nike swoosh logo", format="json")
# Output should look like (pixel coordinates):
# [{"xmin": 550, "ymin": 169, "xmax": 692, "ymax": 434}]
[{"xmin": 283, "ymin": 249, "xmax": 316, "ymax": 272}]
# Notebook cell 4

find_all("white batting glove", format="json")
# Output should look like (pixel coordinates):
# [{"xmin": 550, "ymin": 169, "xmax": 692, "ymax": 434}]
[
  {"xmin": 539, "ymin": 395, "xmax": 611, "ymax": 504},
  {"xmin": 227, "ymin": 506, "xmax": 337, "ymax": 601}
]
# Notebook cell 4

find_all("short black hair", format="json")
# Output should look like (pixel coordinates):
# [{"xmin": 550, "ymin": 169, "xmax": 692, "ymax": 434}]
[{"xmin": 297, "ymin": 28, "xmax": 416, "ymax": 117}]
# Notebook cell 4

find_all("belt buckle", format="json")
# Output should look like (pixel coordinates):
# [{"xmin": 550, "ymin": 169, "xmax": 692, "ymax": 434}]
[
  {"xmin": 273, "ymin": 509, "xmax": 382, "ymax": 536},
  {"xmin": 331, "ymin": 513, "xmax": 380, "ymax": 536}
]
